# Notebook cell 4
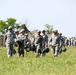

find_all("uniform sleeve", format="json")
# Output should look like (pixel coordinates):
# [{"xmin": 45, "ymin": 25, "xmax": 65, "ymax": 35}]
[
  {"xmin": 49, "ymin": 36, "xmax": 52, "ymax": 42},
  {"xmin": 49, "ymin": 36, "xmax": 53, "ymax": 46},
  {"xmin": 4, "ymin": 34, "xmax": 7, "ymax": 43}
]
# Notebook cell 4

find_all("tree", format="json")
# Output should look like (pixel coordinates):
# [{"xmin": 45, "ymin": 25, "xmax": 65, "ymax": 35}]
[
  {"xmin": 44, "ymin": 24, "xmax": 53, "ymax": 34},
  {"xmin": 15, "ymin": 23, "xmax": 20, "ymax": 29},
  {"xmin": 0, "ymin": 20, "xmax": 6, "ymax": 33},
  {"xmin": 0, "ymin": 17, "xmax": 30, "ymax": 33},
  {"xmin": 6, "ymin": 18, "xmax": 16, "ymax": 29},
  {"xmin": 0, "ymin": 18, "xmax": 20, "ymax": 33}
]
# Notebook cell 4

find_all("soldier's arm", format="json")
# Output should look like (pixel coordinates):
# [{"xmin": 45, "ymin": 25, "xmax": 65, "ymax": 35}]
[
  {"xmin": 49, "ymin": 36, "xmax": 52, "ymax": 42},
  {"xmin": 49, "ymin": 36, "xmax": 53, "ymax": 46},
  {"xmin": 4, "ymin": 34, "xmax": 7, "ymax": 44},
  {"xmin": 31, "ymin": 36, "xmax": 35, "ymax": 44}
]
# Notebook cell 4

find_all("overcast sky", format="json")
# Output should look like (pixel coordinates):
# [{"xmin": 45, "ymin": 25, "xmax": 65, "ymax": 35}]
[{"xmin": 0, "ymin": 0, "xmax": 76, "ymax": 37}]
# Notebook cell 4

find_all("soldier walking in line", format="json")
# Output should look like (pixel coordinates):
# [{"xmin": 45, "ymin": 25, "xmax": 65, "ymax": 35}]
[
  {"xmin": 41, "ymin": 30, "xmax": 49, "ymax": 55},
  {"xmin": 17, "ymin": 29, "xmax": 26, "ymax": 57},
  {"xmin": 24, "ymin": 33, "xmax": 31, "ymax": 52},
  {"xmin": 14, "ymin": 29, "xmax": 20, "ymax": 55},
  {"xmin": 58, "ymin": 33, "xmax": 64, "ymax": 54},
  {"xmin": 42, "ymin": 30, "xmax": 48, "ymax": 48},
  {"xmin": 49, "ymin": 30, "xmax": 59, "ymax": 57},
  {"xmin": 35, "ymin": 31, "xmax": 43, "ymax": 57},
  {"xmin": 4, "ymin": 26, "xmax": 15, "ymax": 58}
]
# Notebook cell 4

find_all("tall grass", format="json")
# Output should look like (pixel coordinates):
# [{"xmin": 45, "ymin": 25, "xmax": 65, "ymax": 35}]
[{"xmin": 0, "ymin": 47, "xmax": 76, "ymax": 75}]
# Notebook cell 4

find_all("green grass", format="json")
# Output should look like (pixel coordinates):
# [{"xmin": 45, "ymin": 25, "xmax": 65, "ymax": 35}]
[{"xmin": 0, "ymin": 47, "xmax": 76, "ymax": 75}]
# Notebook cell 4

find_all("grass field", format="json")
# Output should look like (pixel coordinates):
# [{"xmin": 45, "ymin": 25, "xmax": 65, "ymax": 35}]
[{"xmin": 0, "ymin": 47, "xmax": 76, "ymax": 75}]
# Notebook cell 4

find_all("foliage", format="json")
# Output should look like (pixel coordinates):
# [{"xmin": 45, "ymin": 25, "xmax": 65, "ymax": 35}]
[
  {"xmin": 6, "ymin": 18, "xmax": 16, "ymax": 28},
  {"xmin": 0, "ymin": 18, "xmax": 30, "ymax": 33},
  {"xmin": 0, "ymin": 20, "xmax": 6, "ymax": 33},
  {"xmin": 0, "ymin": 18, "xmax": 20, "ymax": 33},
  {"xmin": 15, "ymin": 24, "xmax": 20, "ymax": 29},
  {"xmin": 0, "ymin": 47, "xmax": 76, "ymax": 75},
  {"xmin": 44, "ymin": 24, "xmax": 53, "ymax": 34}
]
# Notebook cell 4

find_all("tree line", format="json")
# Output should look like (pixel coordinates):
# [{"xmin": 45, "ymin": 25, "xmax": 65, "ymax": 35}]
[{"xmin": 0, "ymin": 17, "xmax": 53, "ymax": 34}]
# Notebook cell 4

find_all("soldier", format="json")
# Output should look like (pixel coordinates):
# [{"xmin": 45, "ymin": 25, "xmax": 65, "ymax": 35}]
[
  {"xmin": 73, "ymin": 37, "xmax": 76, "ymax": 46},
  {"xmin": 58, "ymin": 33, "xmax": 64, "ymax": 54},
  {"xmin": 17, "ymin": 29, "xmax": 26, "ymax": 57},
  {"xmin": 14, "ymin": 29, "xmax": 19, "ymax": 44},
  {"xmin": 49, "ymin": 30, "xmax": 59, "ymax": 57},
  {"xmin": 24, "ymin": 33, "xmax": 31, "ymax": 52},
  {"xmin": 14, "ymin": 29, "xmax": 20, "ymax": 55},
  {"xmin": 41, "ymin": 30, "xmax": 49, "ymax": 55},
  {"xmin": 42, "ymin": 30, "xmax": 48, "ymax": 48},
  {"xmin": 35, "ymin": 30, "xmax": 43, "ymax": 57},
  {"xmin": 4, "ymin": 26, "xmax": 15, "ymax": 58}
]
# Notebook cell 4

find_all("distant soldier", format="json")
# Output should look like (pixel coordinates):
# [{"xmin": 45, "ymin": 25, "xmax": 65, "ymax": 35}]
[
  {"xmin": 73, "ymin": 37, "xmax": 76, "ymax": 46},
  {"xmin": 17, "ymin": 29, "xmax": 26, "ymax": 57},
  {"xmin": 35, "ymin": 31, "xmax": 43, "ymax": 57},
  {"xmin": 58, "ymin": 33, "xmax": 64, "ymax": 54},
  {"xmin": 4, "ymin": 26, "xmax": 15, "ymax": 58},
  {"xmin": 68, "ymin": 38, "xmax": 71, "ymax": 47},
  {"xmin": 49, "ymin": 30, "xmax": 59, "ymax": 57}
]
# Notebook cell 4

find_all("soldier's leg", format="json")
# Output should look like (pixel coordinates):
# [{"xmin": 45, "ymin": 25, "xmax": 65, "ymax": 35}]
[
  {"xmin": 21, "ymin": 46, "xmax": 24, "ymax": 57},
  {"xmin": 10, "ymin": 44, "xmax": 13, "ymax": 57},
  {"xmin": 58, "ymin": 46, "xmax": 62, "ymax": 54},
  {"xmin": 54, "ymin": 46, "xmax": 58, "ymax": 57},
  {"xmin": 43, "ymin": 43, "xmax": 48, "ymax": 56},
  {"xmin": 52, "ymin": 46, "xmax": 55, "ymax": 54},
  {"xmin": 18, "ymin": 45, "xmax": 21, "ymax": 57},
  {"xmin": 6, "ymin": 44, "xmax": 11, "ymax": 57},
  {"xmin": 41, "ymin": 44, "xmax": 46, "ymax": 56},
  {"xmin": 36, "ymin": 45, "xmax": 41, "ymax": 57}
]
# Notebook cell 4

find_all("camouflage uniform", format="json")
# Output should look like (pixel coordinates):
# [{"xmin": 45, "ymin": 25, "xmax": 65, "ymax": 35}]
[
  {"xmin": 17, "ymin": 29, "xmax": 26, "ymax": 57},
  {"xmin": 49, "ymin": 30, "xmax": 59, "ymax": 57},
  {"xmin": 35, "ymin": 31, "xmax": 43, "ymax": 57},
  {"xmin": 41, "ymin": 30, "xmax": 49, "ymax": 55},
  {"xmin": 58, "ymin": 33, "xmax": 64, "ymax": 54},
  {"xmin": 24, "ymin": 34, "xmax": 31, "ymax": 52},
  {"xmin": 4, "ymin": 26, "xmax": 15, "ymax": 58},
  {"xmin": 42, "ymin": 30, "xmax": 48, "ymax": 48}
]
